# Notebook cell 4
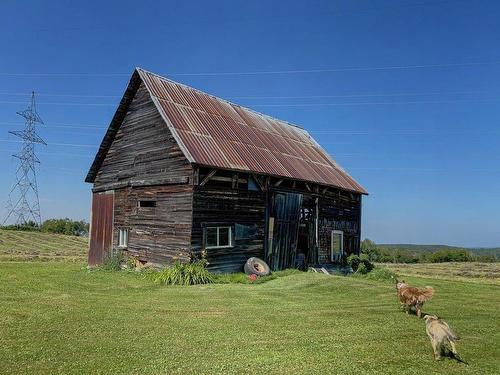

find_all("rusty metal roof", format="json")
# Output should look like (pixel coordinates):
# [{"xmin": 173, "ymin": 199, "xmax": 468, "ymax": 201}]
[
  {"xmin": 138, "ymin": 68, "xmax": 366, "ymax": 194},
  {"xmin": 86, "ymin": 68, "xmax": 366, "ymax": 194}
]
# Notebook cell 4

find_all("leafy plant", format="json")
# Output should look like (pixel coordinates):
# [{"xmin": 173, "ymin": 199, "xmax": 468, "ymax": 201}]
[
  {"xmin": 356, "ymin": 262, "xmax": 368, "ymax": 274},
  {"xmin": 348, "ymin": 253, "xmax": 374, "ymax": 273},
  {"xmin": 347, "ymin": 254, "xmax": 361, "ymax": 271},
  {"xmin": 151, "ymin": 260, "xmax": 214, "ymax": 285},
  {"xmin": 102, "ymin": 250, "xmax": 125, "ymax": 271},
  {"xmin": 359, "ymin": 253, "xmax": 374, "ymax": 272}
]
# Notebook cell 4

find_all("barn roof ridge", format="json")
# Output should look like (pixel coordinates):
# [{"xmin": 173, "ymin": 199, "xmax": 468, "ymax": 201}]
[{"xmin": 135, "ymin": 67, "xmax": 308, "ymax": 133}]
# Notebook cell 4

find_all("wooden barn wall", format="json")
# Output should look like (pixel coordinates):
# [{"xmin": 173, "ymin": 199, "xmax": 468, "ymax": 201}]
[
  {"xmin": 91, "ymin": 81, "xmax": 193, "ymax": 264},
  {"xmin": 191, "ymin": 186, "xmax": 266, "ymax": 273},
  {"xmin": 93, "ymin": 82, "xmax": 192, "ymax": 188},
  {"xmin": 318, "ymin": 193, "xmax": 361, "ymax": 263},
  {"xmin": 113, "ymin": 185, "xmax": 193, "ymax": 264}
]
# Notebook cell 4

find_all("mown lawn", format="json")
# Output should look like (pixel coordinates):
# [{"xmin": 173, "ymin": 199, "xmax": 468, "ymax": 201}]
[{"xmin": 0, "ymin": 262, "xmax": 498, "ymax": 374}]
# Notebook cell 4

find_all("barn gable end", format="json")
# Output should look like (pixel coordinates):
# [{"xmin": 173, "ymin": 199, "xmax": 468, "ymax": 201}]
[
  {"xmin": 87, "ymin": 78, "xmax": 193, "ymax": 265},
  {"xmin": 92, "ymin": 82, "xmax": 192, "ymax": 187}
]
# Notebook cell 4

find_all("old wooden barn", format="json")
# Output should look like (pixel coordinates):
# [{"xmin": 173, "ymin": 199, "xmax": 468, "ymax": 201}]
[{"xmin": 85, "ymin": 68, "xmax": 368, "ymax": 273}]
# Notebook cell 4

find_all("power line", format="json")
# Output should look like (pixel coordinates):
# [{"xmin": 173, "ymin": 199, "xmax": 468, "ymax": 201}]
[
  {"xmin": 0, "ymin": 61, "xmax": 499, "ymax": 77},
  {"xmin": 0, "ymin": 139, "xmax": 95, "ymax": 148},
  {"xmin": 1, "ymin": 98, "xmax": 500, "ymax": 108},
  {"xmin": 0, "ymin": 89, "xmax": 495, "ymax": 100}
]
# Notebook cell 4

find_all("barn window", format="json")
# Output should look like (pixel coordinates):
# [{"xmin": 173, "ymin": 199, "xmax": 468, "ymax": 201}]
[
  {"xmin": 331, "ymin": 230, "xmax": 343, "ymax": 261},
  {"xmin": 138, "ymin": 200, "xmax": 156, "ymax": 208},
  {"xmin": 118, "ymin": 229, "xmax": 129, "ymax": 248},
  {"xmin": 204, "ymin": 226, "xmax": 233, "ymax": 249}
]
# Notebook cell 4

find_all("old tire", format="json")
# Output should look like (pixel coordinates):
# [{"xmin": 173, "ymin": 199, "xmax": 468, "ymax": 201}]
[{"xmin": 244, "ymin": 257, "xmax": 271, "ymax": 276}]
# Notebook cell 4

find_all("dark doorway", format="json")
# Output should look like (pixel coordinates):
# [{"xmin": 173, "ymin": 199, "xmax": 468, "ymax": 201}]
[
  {"xmin": 267, "ymin": 192, "xmax": 302, "ymax": 271},
  {"xmin": 297, "ymin": 196, "xmax": 317, "ymax": 268}
]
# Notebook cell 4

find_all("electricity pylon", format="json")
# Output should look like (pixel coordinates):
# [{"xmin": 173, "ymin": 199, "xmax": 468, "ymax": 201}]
[{"xmin": 3, "ymin": 92, "xmax": 46, "ymax": 226}]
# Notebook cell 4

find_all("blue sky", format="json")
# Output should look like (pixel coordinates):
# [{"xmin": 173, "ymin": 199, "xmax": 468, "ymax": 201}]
[{"xmin": 1, "ymin": 0, "xmax": 499, "ymax": 247}]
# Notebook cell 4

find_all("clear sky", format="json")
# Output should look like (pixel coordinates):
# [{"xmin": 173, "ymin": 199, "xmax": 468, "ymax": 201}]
[{"xmin": 0, "ymin": 0, "xmax": 499, "ymax": 247}]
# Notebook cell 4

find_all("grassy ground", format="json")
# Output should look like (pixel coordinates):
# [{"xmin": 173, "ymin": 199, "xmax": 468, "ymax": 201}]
[
  {"xmin": 381, "ymin": 262, "xmax": 500, "ymax": 285},
  {"xmin": 0, "ymin": 229, "xmax": 87, "ymax": 262},
  {"xmin": 1, "ymin": 262, "xmax": 499, "ymax": 374}
]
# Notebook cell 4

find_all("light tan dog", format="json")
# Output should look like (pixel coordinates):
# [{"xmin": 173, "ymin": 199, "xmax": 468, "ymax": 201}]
[
  {"xmin": 396, "ymin": 280, "xmax": 434, "ymax": 317},
  {"xmin": 424, "ymin": 315, "xmax": 459, "ymax": 360}
]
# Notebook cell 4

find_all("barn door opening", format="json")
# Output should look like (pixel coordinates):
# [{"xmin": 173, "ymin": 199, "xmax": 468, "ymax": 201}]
[
  {"xmin": 88, "ymin": 191, "xmax": 114, "ymax": 265},
  {"xmin": 267, "ymin": 192, "xmax": 302, "ymax": 271},
  {"xmin": 297, "ymin": 195, "xmax": 317, "ymax": 268}
]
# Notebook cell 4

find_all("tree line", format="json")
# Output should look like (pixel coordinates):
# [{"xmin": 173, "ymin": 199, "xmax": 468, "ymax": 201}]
[
  {"xmin": 1, "ymin": 218, "xmax": 89, "ymax": 236},
  {"xmin": 361, "ymin": 239, "xmax": 498, "ymax": 263}
]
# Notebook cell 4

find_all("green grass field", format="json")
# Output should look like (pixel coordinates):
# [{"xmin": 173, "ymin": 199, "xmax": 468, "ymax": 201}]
[
  {"xmin": 0, "ymin": 232, "xmax": 499, "ymax": 374},
  {"xmin": 0, "ymin": 229, "xmax": 87, "ymax": 262},
  {"xmin": 381, "ymin": 262, "xmax": 500, "ymax": 285}
]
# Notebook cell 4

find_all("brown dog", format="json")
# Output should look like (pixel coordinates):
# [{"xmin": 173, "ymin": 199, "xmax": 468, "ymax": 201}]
[{"xmin": 396, "ymin": 280, "xmax": 434, "ymax": 317}]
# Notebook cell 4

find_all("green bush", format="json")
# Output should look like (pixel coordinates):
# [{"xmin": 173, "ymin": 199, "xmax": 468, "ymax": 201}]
[
  {"xmin": 359, "ymin": 253, "xmax": 374, "ymax": 272},
  {"xmin": 102, "ymin": 250, "xmax": 125, "ymax": 271},
  {"xmin": 356, "ymin": 262, "xmax": 368, "ymax": 274},
  {"xmin": 151, "ymin": 261, "xmax": 214, "ymax": 285},
  {"xmin": 348, "ymin": 254, "xmax": 374, "ymax": 273},
  {"xmin": 347, "ymin": 254, "xmax": 361, "ymax": 271}
]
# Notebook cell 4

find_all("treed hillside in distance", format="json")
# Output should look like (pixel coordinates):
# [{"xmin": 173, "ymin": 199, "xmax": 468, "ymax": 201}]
[{"xmin": 362, "ymin": 240, "xmax": 499, "ymax": 263}]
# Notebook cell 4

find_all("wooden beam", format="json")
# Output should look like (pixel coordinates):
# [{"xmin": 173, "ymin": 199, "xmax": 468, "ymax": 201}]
[
  {"xmin": 232, "ymin": 173, "xmax": 238, "ymax": 189},
  {"xmin": 305, "ymin": 183, "xmax": 311, "ymax": 192},
  {"xmin": 200, "ymin": 169, "xmax": 217, "ymax": 186},
  {"xmin": 92, "ymin": 177, "xmax": 189, "ymax": 192},
  {"xmin": 252, "ymin": 174, "xmax": 265, "ymax": 191},
  {"xmin": 274, "ymin": 178, "xmax": 284, "ymax": 187},
  {"xmin": 321, "ymin": 186, "xmax": 329, "ymax": 194},
  {"xmin": 193, "ymin": 167, "xmax": 199, "ymax": 186},
  {"xmin": 211, "ymin": 176, "xmax": 247, "ymax": 183}
]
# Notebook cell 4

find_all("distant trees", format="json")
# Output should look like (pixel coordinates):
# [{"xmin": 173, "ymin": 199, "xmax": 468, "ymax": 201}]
[
  {"xmin": 41, "ymin": 218, "xmax": 89, "ymax": 236},
  {"xmin": 360, "ymin": 238, "xmax": 497, "ymax": 263},
  {"xmin": 2, "ymin": 218, "xmax": 89, "ymax": 236}
]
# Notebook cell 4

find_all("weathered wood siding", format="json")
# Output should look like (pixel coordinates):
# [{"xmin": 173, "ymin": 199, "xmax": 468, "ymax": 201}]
[
  {"xmin": 318, "ymin": 192, "xmax": 361, "ymax": 263},
  {"xmin": 191, "ymin": 186, "xmax": 266, "ymax": 273},
  {"xmin": 92, "ymin": 82, "xmax": 193, "ymax": 263},
  {"xmin": 113, "ymin": 185, "xmax": 192, "ymax": 263},
  {"xmin": 93, "ymin": 82, "xmax": 192, "ymax": 188}
]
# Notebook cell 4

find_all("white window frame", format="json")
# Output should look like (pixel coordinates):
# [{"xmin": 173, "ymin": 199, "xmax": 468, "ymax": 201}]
[
  {"xmin": 331, "ymin": 230, "xmax": 344, "ymax": 261},
  {"xmin": 118, "ymin": 228, "xmax": 129, "ymax": 248},
  {"xmin": 204, "ymin": 226, "xmax": 233, "ymax": 249}
]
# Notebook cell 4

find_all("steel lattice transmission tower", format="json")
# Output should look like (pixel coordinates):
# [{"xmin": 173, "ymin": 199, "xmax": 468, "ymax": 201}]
[{"xmin": 3, "ymin": 92, "xmax": 46, "ymax": 226}]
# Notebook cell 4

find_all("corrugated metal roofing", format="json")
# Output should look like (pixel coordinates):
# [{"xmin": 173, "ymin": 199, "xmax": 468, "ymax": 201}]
[
  {"xmin": 85, "ymin": 68, "xmax": 366, "ymax": 194},
  {"xmin": 137, "ymin": 68, "xmax": 367, "ymax": 194}
]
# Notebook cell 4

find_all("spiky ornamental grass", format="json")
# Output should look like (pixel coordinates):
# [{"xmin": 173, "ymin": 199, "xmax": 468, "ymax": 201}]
[{"xmin": 150, "ymin": 261, "xmax": 215, "ymax": 285}]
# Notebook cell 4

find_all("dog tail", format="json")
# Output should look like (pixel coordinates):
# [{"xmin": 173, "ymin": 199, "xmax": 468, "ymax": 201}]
[
  {"xmin": 447, "ymin": 330, "xmax": 460, "ymax": 342},
  {"xmin": 417, "ymin": 286, "xmax": 434, "ymax": 302}
]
